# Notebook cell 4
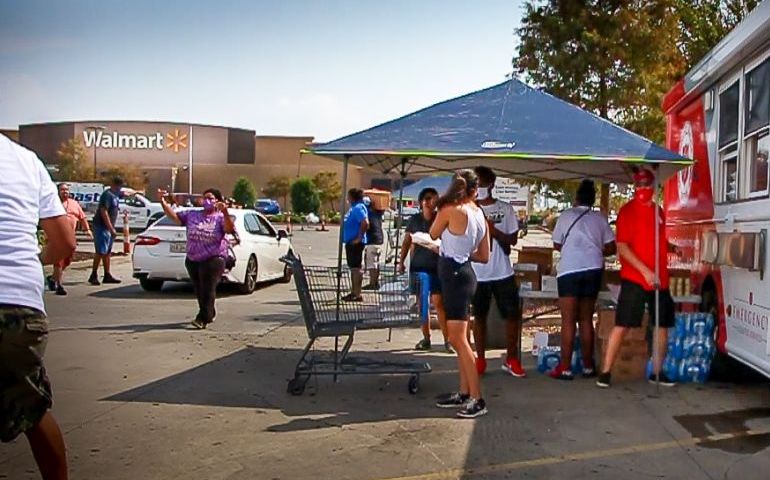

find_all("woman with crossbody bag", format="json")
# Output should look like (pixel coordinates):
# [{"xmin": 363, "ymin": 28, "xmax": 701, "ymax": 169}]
[{"xmin": 549, "ymin": 179, "xmax": 616, "ymax": 380}]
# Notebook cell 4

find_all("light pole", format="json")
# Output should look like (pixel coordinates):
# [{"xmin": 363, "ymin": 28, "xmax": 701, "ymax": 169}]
[{"xmin": 86, "ymin": 125, "xmax": 106, "ymax": 180}]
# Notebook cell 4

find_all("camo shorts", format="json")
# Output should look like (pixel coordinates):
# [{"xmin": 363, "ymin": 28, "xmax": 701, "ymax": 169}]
[{"xmin": 0, "ymin": 305, "xmax": 52, "ymax": 443}]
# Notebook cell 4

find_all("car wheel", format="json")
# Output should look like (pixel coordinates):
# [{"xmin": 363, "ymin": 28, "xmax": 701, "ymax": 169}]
[
  {"xmin": 139, "ymin": 278, "xmax": 164, "ymax": 292},
  {"xmin": 238, "ymin": 255, "xmax": 258, "ymax": 294}
]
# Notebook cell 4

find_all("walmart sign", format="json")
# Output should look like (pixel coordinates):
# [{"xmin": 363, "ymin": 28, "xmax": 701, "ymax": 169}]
[{"xmin": 82, "ymin": 128, "xmax": 188, "ymax": 152}]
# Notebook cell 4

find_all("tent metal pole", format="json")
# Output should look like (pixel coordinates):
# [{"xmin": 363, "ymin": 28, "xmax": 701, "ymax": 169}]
[
  {"xmin": 653, "ymin": 165, "xmax": 661, "ymax": 393},
  {"xmin": 394, "ymin": 158, "xmax": 408, "ymax": 268},
  {"xmin": 335, "ymin": 155, "xmax": 350, "ymax": 323}
]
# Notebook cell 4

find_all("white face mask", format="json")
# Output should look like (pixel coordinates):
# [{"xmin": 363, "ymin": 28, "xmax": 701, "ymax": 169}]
[{"xmin": 476, "ymin": 187, "xmax": 490, "ymax": 201}]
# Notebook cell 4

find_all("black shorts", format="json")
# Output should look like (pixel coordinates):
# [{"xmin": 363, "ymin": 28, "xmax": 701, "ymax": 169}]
[
  {"xmin": 557, "ymin": 269, "xmax": 603, "ymax": 298},
  {"xmin": 472, "ymin": 275, "xmax": 520, "ymax": 320},
  {"xmin": 345, "ymin": 243, "xmax": 365, "ymax": 269},
  {"xmin": 616, "ymin": 280, "xmax": 675, "ymax": 328},
  {"xmin": 437, "ymin": 257, "xmax": 477, "ymax": 320},
  {"xmin": 409, "ymin": 269, "xmax": 441, "ymax": 295}
]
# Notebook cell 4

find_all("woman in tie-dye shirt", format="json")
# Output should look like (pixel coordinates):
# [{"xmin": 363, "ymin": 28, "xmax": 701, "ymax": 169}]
[{"xmin": 159, "ymin": 188, "xmax": 235, "ymax": 329}]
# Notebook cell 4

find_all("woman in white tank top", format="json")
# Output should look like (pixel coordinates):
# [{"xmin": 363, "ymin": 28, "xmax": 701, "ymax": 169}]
[{"xmin": 429, "ymin": 169, "xmax": 491, "ymax": 418}]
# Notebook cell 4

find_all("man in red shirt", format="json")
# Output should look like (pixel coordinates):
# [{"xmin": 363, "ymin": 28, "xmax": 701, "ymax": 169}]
[
  {"xmin": 47, "ymin": 183, "xmax": 92, "ymax": 295},
  {"xmin": 597, "ymin": 169, "xmax": 676, "ymax": 388}
]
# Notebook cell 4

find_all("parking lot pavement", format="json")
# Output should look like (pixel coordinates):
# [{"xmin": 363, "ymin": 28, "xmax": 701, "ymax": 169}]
[{"xmin": 2, "ymin": 227, "xmax": 769, "ymax": 479}]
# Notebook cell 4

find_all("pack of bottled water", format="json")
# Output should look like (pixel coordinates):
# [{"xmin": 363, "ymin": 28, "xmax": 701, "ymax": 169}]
[
  {"xmin": 646, "ymin": 312, "xmax": 715, "ymax": 383},
  {"xmin": 537, "ymin": 346, "xmax": 561, "ymax": 373}
]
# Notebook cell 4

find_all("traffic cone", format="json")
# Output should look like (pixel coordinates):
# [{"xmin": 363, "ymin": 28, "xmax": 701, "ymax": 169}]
[{"xmin": 123, "ymin": 211, "xmax": 131, "ymax": 254}]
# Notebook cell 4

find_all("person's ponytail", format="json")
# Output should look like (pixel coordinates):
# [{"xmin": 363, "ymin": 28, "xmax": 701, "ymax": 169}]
[{"xmin": 437, "ymin": 169, "xmax": 479, "ymax": 209}]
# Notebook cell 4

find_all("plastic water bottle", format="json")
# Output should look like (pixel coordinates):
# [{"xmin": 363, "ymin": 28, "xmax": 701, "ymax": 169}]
[
  {"xmin": 570, "ymin": 335, "xmax": 584, "ymax": 374},
  {"xmin": 664, "ymin": 355, "xmax": 680, "ymax": 381},
  {"xmin": 691, "ymin": 313, "xmax": 711, "ymax": 337},
  {"xmin": 675, "ymin": 313, "xmax": 692, "ymax": 338},
  {"xmin": 538, "ymin": 347, "xmax": 561, "ymax": 373},
  {"xmin": 679, "ymin": 358, "xmax": 708, "ymax": 383}
]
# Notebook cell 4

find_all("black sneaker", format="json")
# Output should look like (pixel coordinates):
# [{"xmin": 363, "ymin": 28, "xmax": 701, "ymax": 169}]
[
  {"xmin": 46, "ymin": 275, "xmax": 56, "ymax": 291},
  {"xmin": 596, "ymin": 372, "xmax": 612, "ymax": 388},
  {"xmin": 362, "ymin": 283, "xmax": 380, "ymax": 291},
  {"xmin": 88, "ymin": 274, "xmax": 100, "ymax": 286},
  {"xmin": 648, "ymin": 373, "xmax": 676, "ymax": 387},
  {"xmin": 191, "ymin": 318, "xmax": 206, "ymax": 330},
  {"xmin": 435, "ymin": 392, "xmax": 470, "ymax": 409},
  {"xmin": 102, "ymin": 275, "xmax": 122, "ymax": 284},
  {"xmin": 457, "ymin": 398, "xmax": 488, "ymax": 419},
  {"xmin": 415, "ymin": 338, "xmax": 432, "ymax": 351},
  {"xmin": 582, "ymin": 367, "xmax": 597, "ymax": 379},
  {"xmin": 55, "ymin": 285, "xmax": 67, "ymax": 296}
]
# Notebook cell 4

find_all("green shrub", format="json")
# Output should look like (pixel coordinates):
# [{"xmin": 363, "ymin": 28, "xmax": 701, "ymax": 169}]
[{"xmin": 290, "ymin": 178, "xmax": 321, "ymax": 214}]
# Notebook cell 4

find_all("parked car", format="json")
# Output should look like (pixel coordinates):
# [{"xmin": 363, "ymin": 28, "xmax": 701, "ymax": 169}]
[
  {"xmin": 114, "ymin": 192, "xmax": 165, "ymax": 231},
  {"xmin": 255, "ymin": 198, "xmax": 281, "ymax": 215},
  {"xmin": 132, "ymin": 209, "xmax": 293, "ymax": 293}
]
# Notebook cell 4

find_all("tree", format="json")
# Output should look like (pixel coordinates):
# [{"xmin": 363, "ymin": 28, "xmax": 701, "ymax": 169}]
[
  {"xmin": 675, "ymin": 0, "xmax": 759, "ymax": 68},
  {"xmin": 312, "ymin": 171, "xmax": 342, "ymax": 212},
  {"xmin": 232, "ymin": 176, "xmax": 258, "ymax": 207},
  {"xmin": 263, "ymin": 175, "xmax": 292, "ymax": 210},
  {"xmin": 98, "ymin": 163, "xmax": 148, "ymax": 191},
  {"xmin": 290, "ymin": 177, "xmax": 321, "ymax": 214},
  {"xmin": 55, "ymin": 138, "xmax": 92, "ymax": 181},
  {"xmin": 514, "ymin": 1, "xmax": 684, "ymax": 145}
]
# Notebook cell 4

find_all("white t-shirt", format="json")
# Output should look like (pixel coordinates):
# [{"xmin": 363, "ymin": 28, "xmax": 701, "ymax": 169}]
[
  {"xmin": 552, "ymin": 206, "xmax": 615, "ymax": 278},
  {"xmin": 472, "ymin": 200, "xmax": 518, "ymax": 282},
  {"xmin": 0, "ymin": 134, "xmax": 65, "ymax": 313}
]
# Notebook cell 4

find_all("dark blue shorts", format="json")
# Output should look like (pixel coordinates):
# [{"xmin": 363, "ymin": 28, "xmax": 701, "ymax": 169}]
[
  {"xmin": 93, "ymin": 228, "xmax": 114, "ymax": 255},
  {"xmin": 409, "ymin": 270, "xmax": 441, "ymax": 295},
  {"xmin": 557, "ymin": 269, "xmax": 603, "ymax": 298}
]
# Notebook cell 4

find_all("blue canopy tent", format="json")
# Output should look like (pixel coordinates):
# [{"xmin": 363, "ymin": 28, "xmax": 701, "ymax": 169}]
[{"xmin": 303, "ymin": 78, "xmax": 693, "ymax": 388}]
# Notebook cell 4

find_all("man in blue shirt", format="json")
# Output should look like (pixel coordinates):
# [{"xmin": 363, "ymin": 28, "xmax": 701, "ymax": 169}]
[
  {"xmin": 89, "ymin": 176, "xmax": 134, "ymax": 285},
  {"xmin": 342, "ymin": 188, "xmax": 369, "ymax": 302}
]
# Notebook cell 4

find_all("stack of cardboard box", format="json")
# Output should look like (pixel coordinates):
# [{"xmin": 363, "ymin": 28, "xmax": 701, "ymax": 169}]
[
  {"xmin": 596, "ymin": 309, "xmax": 649, "ymax": 381},
  {"xmin": 516, "ymin": 247, "xmax": 554, "ymax": 291}
]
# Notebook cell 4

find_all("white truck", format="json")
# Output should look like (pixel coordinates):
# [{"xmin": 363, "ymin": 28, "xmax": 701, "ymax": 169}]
[{"xmin": 67, "ymin": 183, "xmax": 164, "ymax": 231}]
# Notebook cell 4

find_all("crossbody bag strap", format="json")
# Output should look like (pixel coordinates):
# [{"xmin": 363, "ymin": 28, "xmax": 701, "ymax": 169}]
[{"xmin": 561, "ymin": 208, "xmax": 591, "ymax": 247}]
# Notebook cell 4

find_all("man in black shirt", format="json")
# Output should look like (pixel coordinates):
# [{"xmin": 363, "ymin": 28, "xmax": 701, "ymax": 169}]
[
  {"xmin": 398, "ymin": 188, "xmax": 451, "ymax": 352},
  {"xmin": 363, "ymin": 197, "xmax": 385, "ymax": 290}
]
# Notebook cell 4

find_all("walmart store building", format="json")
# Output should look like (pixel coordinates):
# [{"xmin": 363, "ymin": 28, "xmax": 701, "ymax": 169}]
[{"xmin": 13, "ymin": 120, "xmax": 368, "ymax": 206}]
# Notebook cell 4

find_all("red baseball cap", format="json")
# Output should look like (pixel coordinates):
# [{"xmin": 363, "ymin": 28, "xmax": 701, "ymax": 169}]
[{"xmin": 633, "ymin": 168, "xmax": 654, "ymax": 186}]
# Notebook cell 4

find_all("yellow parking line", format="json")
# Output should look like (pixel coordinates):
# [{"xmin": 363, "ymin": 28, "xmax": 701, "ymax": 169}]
[{"xmin": 377, "ymin": 428, "xmax": 770, "ymax": 480}]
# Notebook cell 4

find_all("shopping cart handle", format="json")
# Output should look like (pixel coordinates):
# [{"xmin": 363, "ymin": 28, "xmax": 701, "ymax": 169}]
[{"xmin": 280, "ymin": 250, "xmax": 301, "ymax": 266}]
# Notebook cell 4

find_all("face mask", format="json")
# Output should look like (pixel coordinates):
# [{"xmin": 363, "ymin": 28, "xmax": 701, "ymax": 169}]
[
  {"xmin": 202, "ymin": 198, "xmax": 216, "ymax": 211},
  {"xmin": 634, "ymin": 187, "xmax": 654, "ymax": 203},
  {"xmin": 476, "ymin": 187, "xmax": 490, "ymax": 201}
]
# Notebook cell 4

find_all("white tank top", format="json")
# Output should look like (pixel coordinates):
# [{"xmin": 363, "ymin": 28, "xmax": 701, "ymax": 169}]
[{"xmin": 440, "ymin": 204, "xmax": 487, "ymax": 263}]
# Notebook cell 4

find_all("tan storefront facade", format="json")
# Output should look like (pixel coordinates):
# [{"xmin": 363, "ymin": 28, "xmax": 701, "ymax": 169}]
[{"xmin": 15, "ymin": 121, "xmax": 370, "ymax": 209}]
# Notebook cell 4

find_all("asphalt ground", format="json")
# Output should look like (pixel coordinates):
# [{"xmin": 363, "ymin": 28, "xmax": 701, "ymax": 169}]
[{"xmin": 1, "ymin": 228, "xmax": 769, "ymax": 479}]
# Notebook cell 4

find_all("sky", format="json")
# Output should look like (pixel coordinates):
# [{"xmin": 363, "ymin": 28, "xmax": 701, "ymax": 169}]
[{"xmin": 0, "ymin": 0, "xmax": 523, "ymax": 141}]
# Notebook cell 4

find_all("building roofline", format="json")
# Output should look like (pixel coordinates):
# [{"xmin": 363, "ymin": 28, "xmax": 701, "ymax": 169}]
[{"xmin": 18, "ymin": 120, "xmax": 257, "ymax": 133}]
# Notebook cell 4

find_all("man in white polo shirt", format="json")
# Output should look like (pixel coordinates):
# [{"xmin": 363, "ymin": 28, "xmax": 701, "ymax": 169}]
[
  {"xmin": 471, "ymin": 166, "xmax": 525, "ymax": 377},
  {"xmin": 0, "ymin": 134, "xmax": 75, "ymax": 479}
]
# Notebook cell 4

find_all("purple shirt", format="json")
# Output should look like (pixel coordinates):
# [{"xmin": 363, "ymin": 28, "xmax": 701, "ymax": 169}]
[{"xmin": 177, "ymin": 210, "xmax": 228, "ymax": 262}]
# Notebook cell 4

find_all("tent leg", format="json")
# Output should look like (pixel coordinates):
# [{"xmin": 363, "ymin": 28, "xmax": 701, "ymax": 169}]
[
  {"xmin": 393, "ymin": 158, "xmax": 407, "ymax": 268},
  {"xmin": 335, "ymin": 155, "xmax": 350, "ymax": 322},
  {"xmin": 653, "ymin": 166, "xmax": 661, "ymax": 394}
]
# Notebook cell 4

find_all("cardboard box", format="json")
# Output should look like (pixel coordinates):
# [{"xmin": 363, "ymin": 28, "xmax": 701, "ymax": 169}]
[
  {"xmin": 595, "ymin": 308, "xmax": 648, "ymax": 342},
  {"xmin": 515, "ymin": 270, "xmax": 541, "ymax": 291},
  {"xmin": 596, "ymin": 310, "xmax": 651, "ymax": 382},
  {"xmin": 542, "ymin": 275, "xmax": 558, "ymax": 292},
  {"xmin": 518, "ymin": 247, "xmax": 554, "ymax": 275},
  {"xmin": 364, "ymin": 189, "xmax": 391, "ymax": 211}
]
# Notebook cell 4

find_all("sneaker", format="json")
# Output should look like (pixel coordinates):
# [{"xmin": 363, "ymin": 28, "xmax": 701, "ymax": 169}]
[
  {"xmin": 362, "ymin": 283, "xmax": 380, "ymax": 291},
  {"xmin": 444, "ymin": 343, "xmax": 454, "ymax": 354},
  {"xmin": 502, "ymin": 358, "xmax": 527, "ymax": 378},
  {"xmin": 341, "ymin": 293, "xmax": 363, "ymax": 302},
  {"xmin": 55, "ymin": 285, "xmax": 67, "ymax": 296},
  {"xmin": 102, "ymin": 275, "xmax": 122, "ymax": 284},
  {"xmin": 436, "ymin": 392, "xmax": 470, "ymax": 409},
  {"xmin": 415, "ymin": 338, "xmax": 432, "ymax": 351},
  {"xmin": 191, "ymin": 318, "xmax": 206, "ymax": 330},
  {"xmin": 46, "ymin": 275, "xmax": 56, "ymax": 292},
  {"xmin": 87, "ymin": 273, "xmax": 100, "ymax": 286},
  {"xmin": 548, "ymin": 365, "xmax": 573, "ymax": 381},
  {"xmin": 596, "ymin": 372, "xmax": 612, "ymax": 388},
  {"xmin": 582, "ymin": 367, "xmax": 597, "ymax": 379},
  {"xmin": 475, "ymin": 357, "xmax": 487, "ymax": 375},
  {"xmin": 457, "ymin": 398, "xmax": 488, "ymax": 419},
  {"xmin": 648, "ymin": 373, "xmax": 677, "ymax": 387}
]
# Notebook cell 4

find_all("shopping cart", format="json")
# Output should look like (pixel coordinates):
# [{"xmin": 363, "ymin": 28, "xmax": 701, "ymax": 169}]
[{"xmin": 282, "ymin": 252, "xmax": 431, "ymax": 396}]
